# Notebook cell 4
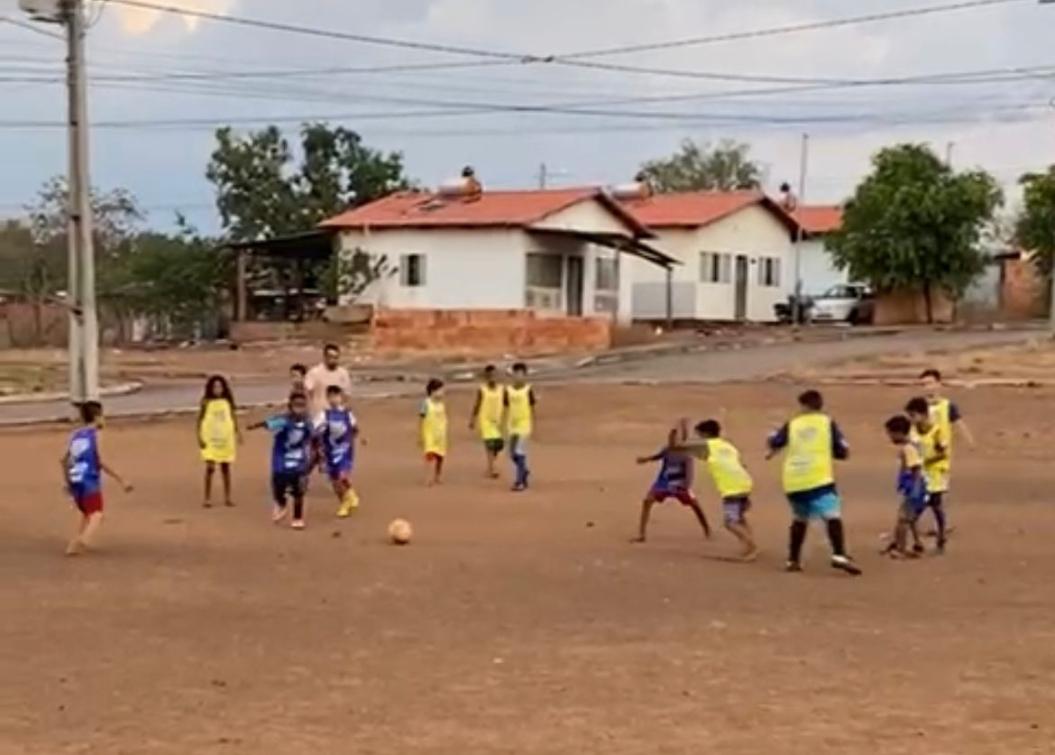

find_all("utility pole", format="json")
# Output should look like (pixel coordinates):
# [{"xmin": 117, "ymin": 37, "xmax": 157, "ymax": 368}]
[
  {"xmin": 945, "ymin": 141, "xmax": 955, "ymax": 167},
  {"xmin": 790, "ymin": 133, "xmax": 810, "ymax": 325},
  {"xmin": 64, "ymin": 0, "xmax": 98, "ymax": 403},
  {"xmin": 537, "ymin": 162, "xmax": 548, "ymax": 189}
]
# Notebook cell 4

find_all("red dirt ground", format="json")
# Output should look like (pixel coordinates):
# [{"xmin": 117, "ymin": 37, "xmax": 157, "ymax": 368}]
[{"xmin": 2, "ymin": 383, "xmax": 1054, "ymax": 754}]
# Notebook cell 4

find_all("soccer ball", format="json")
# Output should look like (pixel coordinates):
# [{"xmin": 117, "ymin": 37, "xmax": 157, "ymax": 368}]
[{"xmin": 388, "ymin": 518, "xmax": 412, "ymax": 545}]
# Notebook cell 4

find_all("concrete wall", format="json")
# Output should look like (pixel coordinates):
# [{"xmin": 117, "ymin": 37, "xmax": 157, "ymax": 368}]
[
  {"xmin": 1001, "ymin": 258, "xmax": 1047, "ymax": 319},
  {"xmin": 0, "ymin": 301, "xmax": 68, "ymax": 348},
  {"xmin": 371, "ymin": 309, "xmax": 612, "ymax": 354},
  {"xmin": 797, "ymin": 238, "xmax": 847, "ymax": 296},
  {"xmin": 629, "ymin": 204, "xmax": 794, "ymax": 322},
  {"xmin": 873, "ymin": 290, "xmax": 955, "ymax": 325}
]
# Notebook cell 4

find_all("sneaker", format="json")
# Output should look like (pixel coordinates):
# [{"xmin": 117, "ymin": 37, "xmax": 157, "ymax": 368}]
[
  {"xmin": 830, "ymin": 555, "xmax": 862, "ymax": 576},
  {"xmin": 291, "ymin": 519, "xmax": 306, "ymax": 530},
  {"xmin": 785, "ymin": 561, "xmax": 803, "ymax": 573},
  {"xmin": 272, "ymin": 505, "xmax": 289, "ymax": 524},
  {"xmin": 336, "ymin": 490, "xmax": 360, "ymax": 519},
  {"xmin": 511, "ymin": 482, "xmax": 527, "ymax": 493}
]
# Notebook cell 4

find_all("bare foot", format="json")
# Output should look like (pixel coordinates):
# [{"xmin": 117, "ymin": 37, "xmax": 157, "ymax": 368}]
[
  {"xmin": 738, "ymin": 547, "xmax": 759, "ymax": 563},
  {"xmin": 202, "ymin": 501, "xmax": 213, "ymax": 509},
  {"xmin": 65, "ymin": 539, "xmax": 84, "ymax": 557},
  {"xmin": 629, "ymin": 536, "xmax": 646, "ymax": 544},
  {"xmin": 224, "ymin": 500, "xmax": 236, "ymax": 508}
]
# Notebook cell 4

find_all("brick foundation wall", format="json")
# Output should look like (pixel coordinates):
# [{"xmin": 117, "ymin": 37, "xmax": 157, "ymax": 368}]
[
  {"xmin": 230, "ymin": 320, "xmax": 366, "ymax": 344},
  {"xmin": 0, "ymin": 302, "xmax": 68, "ymax": 348},
  {"xmin": 873, "ymin": 290, "xmax": 955, "ymax": 325},
  {"xmin": 371, "ymin": 309, "xmax": 613, "ymax": 354},
  {"xmin": 1000, "ymin": 259, "xmax": 1047, "ymax": 319}
]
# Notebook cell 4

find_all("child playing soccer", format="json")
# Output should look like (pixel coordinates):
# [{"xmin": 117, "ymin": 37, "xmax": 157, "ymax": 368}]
[
  {"xmin": 632, "ymin": 426, "xmax": 711, "ymax": 543},
  {"xmin": 918, "ymin": 369, "xmax": 969, "ymax": 540},
  {"xmin": 906, "ymin": 396, "xmax": 951, "ymax": 553},
  {"xmin": 197, "ymin": 374, "xmax": 240, "ymax": 508},
  {"xmin": 320, "ymin": 384, "xmax": 360, "ymax": 518},
  {"xmin": 469, "ymin": 364, "xmax": 506, "ymax": 479},
  {"xmin": 249, "ymin": 391, "xmax": 314, "ymax": 529},
  {"xmin": 678, "ymin": 418, "xmax": 757, "ymax": 560},
  {"xmin": 767, "ymin": 390, "xmax": 861, "ymax": 576},
  {"xmin": 290, "ymin": 363, "xmax": 307, "ymax": 394},
  {"xmin": 506, "ymin": 363, "xmax": 535, "ymax": 492},
  {"xmin": 420, "ymin": 378, "xmax": 448, "ymax": 486},
  {"xmin": 60, "ymin": 401, "xmax": 133, "ymax": 556},
  {"xmin": 883, "ymin": 415, "xmax": 927, "ymax": 559}
]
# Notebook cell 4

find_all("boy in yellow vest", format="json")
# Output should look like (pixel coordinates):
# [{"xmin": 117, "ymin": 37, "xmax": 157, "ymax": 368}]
[
  {"xmin": 767, "ymin": 390, "xmax": 861, "ymax": 575},
  {"xmin": 680, "ymin": 418, "xmax": 757, "ymax": 561},
  {"xmin": 906, "ymin": 396, "xmax": 951, "ymax": 553},
  {"xmin": 469, "ymin": 365, "xmax": 506, "ymax": 479},
  {"xmin": 919, "ymin": 369, "xmax": 972, "ymax": 540},
  {"xmin": 419, "ymin": 378, "xmax": 448, "ymax": 486},
  {"xmin": 506, "ymin": 362, "xmax": 535, "ymax": 492}
]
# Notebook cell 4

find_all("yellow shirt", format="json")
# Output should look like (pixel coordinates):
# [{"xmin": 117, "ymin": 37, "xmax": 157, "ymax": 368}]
[
  {"xmin": 781, "ymin": 413, "xmax": 835, "ymax": 494},
  {"xmin": 477, "ymin": 384, "xmax": 505, "ymax": 441},
  {"xmin": 200, "ymin": 398, "xmax": 236, "ymax": 463},
  {"xmin": 704, "ymin": 438, "xmax": 753, "ymax": 498},
  {"xmin": 912, "ymin": 423, "xmax": 950, "ymax": 493},
  {"xmin": 507, "ymin": 384, "xmax": 533, "ymax": 437},
  {"xmin": 420, "ymin": 398, "xmax": 448, "ymax": 456}
]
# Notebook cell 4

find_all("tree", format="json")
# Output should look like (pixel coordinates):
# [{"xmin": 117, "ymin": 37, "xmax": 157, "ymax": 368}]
[
  {"xmin": 1016, "ymin": 166, "xmax": 1055, "ymax": 276},
  {"xmin": 206, "ymin": 122, "xmax": 411, "ymax": 241},
  {"xmin": 826, "ymin": 144, "xmax": 1002, "ymax": 323},
  {"xmin": 322, "ymin": 246, "xmax": 394, "ymax": 303},
  {"xmin": 638, "ymin": 139, "xmax": 762, "ymax": 193}
]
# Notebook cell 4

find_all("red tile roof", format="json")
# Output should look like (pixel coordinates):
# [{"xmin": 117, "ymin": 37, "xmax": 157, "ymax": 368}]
[
  {"xmin": 618, "ymin": 190, "xmax": 798, "ymax": 233},
  {"xmin": 796, "ymin": 205, "xmax": 843, "ymax": 235},
  {"xmin": 320, "ymin": 188, "xmax": 652, "ymax": 236}
]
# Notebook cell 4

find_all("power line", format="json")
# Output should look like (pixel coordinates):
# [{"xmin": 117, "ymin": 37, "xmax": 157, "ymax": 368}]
[{"xmin": 559, "ymin": 0, "xmax": 1030, "ymax": 59}]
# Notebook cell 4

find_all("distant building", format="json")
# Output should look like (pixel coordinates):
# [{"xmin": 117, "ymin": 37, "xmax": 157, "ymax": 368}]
[{"xmin": 794, "ymin": 205, "xmax": 847, "ymax": 296}]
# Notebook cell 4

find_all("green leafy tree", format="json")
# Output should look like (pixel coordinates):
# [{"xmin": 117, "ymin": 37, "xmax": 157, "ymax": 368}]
[
  {"xmin": 638, "ymin": 139, "xmax": 762, "ymax": 193},
  {"xmin": 1016, "ymin": 166, "xmax": 1055, "ymax": 276},
  {"xmin": 322, "ymin": 246, "xmax": 394, "ymax": 303},
  {"xmin": 827, "ymin": 144, "xmax": 1002, "ymax": 323},
  {"xmin": 206, "ymin": 122, "xmax": 411, "ymax": 241}
]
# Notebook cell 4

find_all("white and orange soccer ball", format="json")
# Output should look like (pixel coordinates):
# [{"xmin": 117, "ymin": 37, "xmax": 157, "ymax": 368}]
[{"xmin": 388, "ymin": 518, "xmax": 412, "ymax": 545}]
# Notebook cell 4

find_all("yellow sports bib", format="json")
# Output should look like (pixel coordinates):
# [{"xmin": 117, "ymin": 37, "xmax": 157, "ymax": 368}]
[
  {"xmin": 507, "ymin": 385, "xmax": 533, "ymax": 437},
  {"xmin": 705, "ymin": 438, "xmax": 753, "ymax": 498},
  {"xmin": 928, "ymin": 398, "xmax": 954, "ymax": 457},
  {"xmin": 200, "ymin": 398, "xmax": 236, "ymax": 463},
  {"xmin": 478, "ymin": 385, "xmax": 505, "ymax": 440},
  {"xmin": 421, "ymin": 398, "xmax": 448, "ymax": 456},
  {"xmin": 913, "ymin": 423, "xmax": 950, "ymax": 493},
  {"xmin": 782, "ymin": 413, "xmax": 834, "ymax": 494}
]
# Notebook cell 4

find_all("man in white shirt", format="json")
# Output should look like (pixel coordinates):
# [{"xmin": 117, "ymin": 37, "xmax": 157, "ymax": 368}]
[{"xmin": 305, "ymin": 343, "xmax": 353, "ymax": 426}]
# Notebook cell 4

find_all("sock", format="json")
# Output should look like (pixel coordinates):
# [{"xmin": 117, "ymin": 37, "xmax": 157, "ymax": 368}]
[
  {"xmin": 826, "ymin": 518, "xmax": 846, "ymax": 557},
  {"xmin": 293, "ymin": 498, "xmax": 304, "ymax": 521},
  {"xmin": 788, "ymin": 520, "xmax": 808, "ymax": 563}
]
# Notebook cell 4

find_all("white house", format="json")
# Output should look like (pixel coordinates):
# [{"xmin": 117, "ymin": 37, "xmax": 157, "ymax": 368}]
[
  {"xmin": 795, "ymin": 205, "xmax": 847, "ymax": 296},
  {"xmin": 618, "ymin": 191, "xmax": 798, "ymax": 323},
  {"xmin": 319, "ymin": 185, "xmax": 674, "ymax": 325}
]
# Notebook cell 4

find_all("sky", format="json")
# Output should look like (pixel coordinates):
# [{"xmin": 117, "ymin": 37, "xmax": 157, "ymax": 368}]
[{"xmin": 1, "ymin": 0, "xmax": 1054, "ymax": 233}]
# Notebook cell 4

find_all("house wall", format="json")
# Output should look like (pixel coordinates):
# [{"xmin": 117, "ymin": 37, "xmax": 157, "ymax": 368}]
[
  {"xmin": 1001, "ymin": 257, "xmax": 1047, "ymax": 319},
  {"xmin": 629, "ymin": 204, "xmax": 794, "ymax": 322},
  {"xmin": 797, "ymin": 237, "xmax": 847, "ymax": 296},
  {"xmin": 873, "ymin": 290, "xmax": 955, "ymax": 325}
]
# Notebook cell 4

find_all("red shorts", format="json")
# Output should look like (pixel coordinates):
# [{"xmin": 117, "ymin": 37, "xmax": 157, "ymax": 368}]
[
  {"xmin": 648, "ymin": 488, "xmax": 697, "ymax": 507},
  {"xmin": 74, "ymin": 490, "xmax": 104, "ymax": 515},
  {"xmin": 425, "ymin": 452, "xmax": 445, "ymax": 462}
]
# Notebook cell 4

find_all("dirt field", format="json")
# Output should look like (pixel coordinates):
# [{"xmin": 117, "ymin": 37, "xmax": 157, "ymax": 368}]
[{"xmin": 2, "ymin": 383, "xmax": 1054, "ymax": 754}]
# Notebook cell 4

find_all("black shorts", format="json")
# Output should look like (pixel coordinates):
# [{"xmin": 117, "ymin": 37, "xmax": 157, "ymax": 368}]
[
  {"xmin": 483, "ymin": 438, "xmax": 505, "ymax": 454},
  {"xmin": 271, "ymin": 471, "xmax": 305, "ymax": 504},
  {"xmin": 927, "ymin": 492, "xmax": 945, "ymax": 508}
]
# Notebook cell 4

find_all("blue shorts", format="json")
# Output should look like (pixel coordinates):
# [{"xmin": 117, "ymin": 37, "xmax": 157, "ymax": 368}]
[{"xmin": 788, "ymin": 490, "xmax": 842, "ymax": 521}]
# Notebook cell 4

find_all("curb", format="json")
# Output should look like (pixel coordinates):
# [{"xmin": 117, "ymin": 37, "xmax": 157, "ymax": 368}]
[{"xmin": 0, "ymin": 381, "xmax": 144, "ymax": 406}]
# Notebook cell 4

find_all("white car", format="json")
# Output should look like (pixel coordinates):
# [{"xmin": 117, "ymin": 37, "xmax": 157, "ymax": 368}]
[{"xmin": 810, "ymin": 284, "xmax": 875, "ymax": 325}]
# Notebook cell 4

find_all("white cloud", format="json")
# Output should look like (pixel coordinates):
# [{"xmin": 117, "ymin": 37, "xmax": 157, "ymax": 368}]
[{"xmin": 114, "ymin": 0, "xmax": 237, "ymax": 36}]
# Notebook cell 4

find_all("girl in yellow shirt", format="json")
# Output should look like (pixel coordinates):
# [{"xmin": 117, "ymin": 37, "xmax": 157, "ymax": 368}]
[
  {"xmin": 420, "ymin": 378, "xmax": 448, "ymax": 486},
  {"xmin": 197, "ymin": 375, "xmax": 241, "ymax": 508}
]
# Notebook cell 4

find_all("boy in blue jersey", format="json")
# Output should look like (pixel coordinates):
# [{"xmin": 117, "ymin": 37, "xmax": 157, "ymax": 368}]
[
  {"xmin": 631, "ymin": 427, "xmax": 712, "ymax": 543},
  {"xmin": 767, "ymin": 390, "xmax": 861, "ymax": 575},
  {"xmin": 249, "ymin": 391, "xmax": 315, "ymax": 530},
  {"xmin": 882, "ymin": 414, "xmax": 927, "ymax": 559},
  {"xmin": 60, "ymin": 401, "xmax": 133, "ymax": 556},
  {"xmin": 320, "ymin": 385, "xmax": 360, "ymax": 518}
]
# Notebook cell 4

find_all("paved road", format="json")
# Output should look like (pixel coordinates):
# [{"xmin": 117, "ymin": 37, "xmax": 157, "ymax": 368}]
[{"xmin": 0, "ymin": 328, "xmax": 1038, "ymax": 425}]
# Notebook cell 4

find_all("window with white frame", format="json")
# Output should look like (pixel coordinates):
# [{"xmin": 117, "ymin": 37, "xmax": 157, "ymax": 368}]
[
  {"xmin": 525, "ymin": 253, "xmax": 564, "ymax": 311},
  {"xmin": 758, "ymin": 256, "xmax": 782, "ymax": 288},
  {"xmin": 399, "ymin": 254, "xmax": 426, "ymax": 287},
  {"xmin": 700, "ymin": 252, "xmax": 732, "ymax": 284},
  {"xmin": 594, "ymin": 256, "xmax": 619, "ymax": 314}
]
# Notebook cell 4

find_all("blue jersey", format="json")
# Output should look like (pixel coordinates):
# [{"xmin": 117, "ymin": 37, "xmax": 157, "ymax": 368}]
[
  {"xmin": 265, "ymin": 414, "xmax": 314, "ymax": 475},
  {"xmin": 654, "ymin": 449, "xmax": 691, "ymax": 491},
  {"xmin": 320, "ymin": 407, "xmax": 357, "ymax": 474},
  {"xmin": 67, "ymin": 427, "xmax": 101, "ymax": 495}
]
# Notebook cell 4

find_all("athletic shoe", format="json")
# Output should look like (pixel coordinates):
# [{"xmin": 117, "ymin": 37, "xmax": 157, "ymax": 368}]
[
  {"xmin": 291, "ymin": 519, "xmax": 306, "ymax": 530},
  {"xmin": 830, "ymin": 555, "xmax": 862, "ymax": 576},
  {"xmin": 784, "ymin": 561, "xmax": 803, "ymax": 573},
  {"xmin": 336, "ymin": 490, "xmax": 360, "ymax": 518}
]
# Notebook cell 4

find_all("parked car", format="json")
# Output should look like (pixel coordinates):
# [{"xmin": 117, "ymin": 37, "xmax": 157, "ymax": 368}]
[{"xmin": 810, "ymin": 284, "xmax": 875, "ymax": 325}]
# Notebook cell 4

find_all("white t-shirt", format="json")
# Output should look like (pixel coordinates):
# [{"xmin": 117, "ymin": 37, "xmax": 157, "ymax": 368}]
[{"xmin": 305, "ymin": 364, "xmax": 352, "ymax": 424}]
